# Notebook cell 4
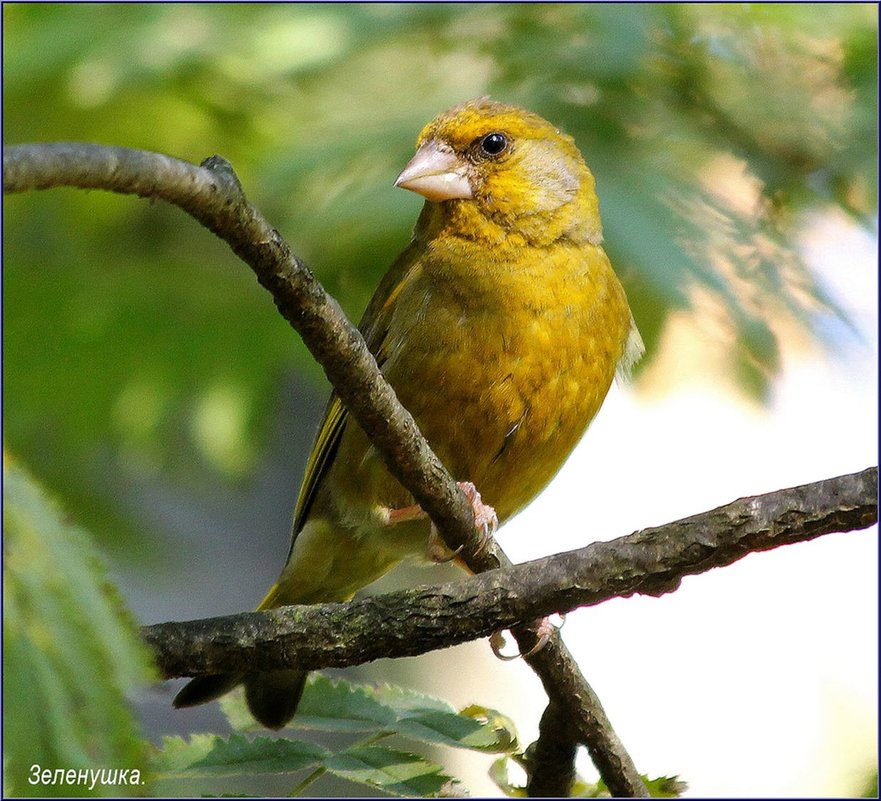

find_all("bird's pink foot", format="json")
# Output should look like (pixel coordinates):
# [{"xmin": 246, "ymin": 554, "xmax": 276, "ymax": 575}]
[
  {"xmin": 457, "ymin": 481, "xmax": 498, "ymax": 544},
  {"xmin": 380, "ymin": 481, "xmax": 498, "ymax": 563},
  {"xmin": 428, "ymin": 482, "xmax": 498, "ymax": 562}
]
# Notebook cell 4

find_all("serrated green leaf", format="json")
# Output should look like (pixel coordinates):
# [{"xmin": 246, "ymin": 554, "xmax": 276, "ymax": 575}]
[
  {"xmin": 221, "ymin": 674, "xmax": 520, "ymax": 758},
  {"xmin": 188, "ymin": 735, "xmax": 329, "ymax": 777},
  {"xmin": 374, "ymin": 687, "xmax": 519, "ymax": 753},
  {"xmin": 290, "ymin": 674, "xmax": 397, "ymax": 733},
  {"xmin": 394, "ymin": 709, "xmax": 517, "ymax": 754},
  {"xmin": 592, "ymin": 773, "xmax": 689, "ymax": 798},
  {"xmin": 152, "ymin": 734, "xmax": 221, "ymax": 775},
  {"xmin": 458, "ymin": 705, "xmax": 521, "ymax": 753},
  {"xmin": 643, "ymin": 774, "xmax": 688, "ymax": 798},
  {"xmin": 393, "ymin": 712, "xmax": 500, "ymax": 752},
  {"xmin": 2, "ymin": 459, "xmax": 153, "ymax": 797},
  {"xmin": 154, "ymin": 734, "xmax": 329, "ymax": 778},
  {"xmin": 325, "ymin": 745, "xmax": 458, "ymax": 798},
  {"xmin": 371, "ymin": 683, "xmax": 458, "ymax": 716}
]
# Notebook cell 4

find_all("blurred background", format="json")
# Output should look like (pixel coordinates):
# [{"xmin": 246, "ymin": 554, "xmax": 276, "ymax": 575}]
[{"xmin": 3, "ymin": 3, "xmax": 877, "ymax": 797}]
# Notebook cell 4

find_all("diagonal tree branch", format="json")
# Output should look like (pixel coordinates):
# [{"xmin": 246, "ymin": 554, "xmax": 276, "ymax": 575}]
[
  {"xmin": 3, "ymin": 143, "xmax": 491, "ymax": 561},
  {"xmin": 4, "ymin": 142, "xmax": 648, "ymax": 795}
]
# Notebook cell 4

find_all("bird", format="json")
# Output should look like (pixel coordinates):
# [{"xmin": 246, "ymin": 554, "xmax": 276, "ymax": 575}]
[{"xmin": 173, "ymin": 97, "xmax": 643, "ymax": 729}]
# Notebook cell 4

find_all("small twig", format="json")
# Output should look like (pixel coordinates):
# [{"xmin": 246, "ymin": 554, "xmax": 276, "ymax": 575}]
[{"xmin": 290, "ymin": 766, "xmax": 326, "ymax": 797}]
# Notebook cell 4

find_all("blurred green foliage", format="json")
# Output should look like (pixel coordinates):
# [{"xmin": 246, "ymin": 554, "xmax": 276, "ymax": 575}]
[
  {"xmin": 3, "ymin": 460, "xmax": 153, "ymax": 796},
  {"xmin": 3, "ymin": 4, "xmax": 877, "ymax": 542}
]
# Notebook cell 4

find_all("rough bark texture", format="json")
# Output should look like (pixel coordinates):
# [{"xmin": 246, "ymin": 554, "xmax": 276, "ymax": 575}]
[{"xmin": 141, "ymin": 467, "xmax": 877, "ymax": 676}]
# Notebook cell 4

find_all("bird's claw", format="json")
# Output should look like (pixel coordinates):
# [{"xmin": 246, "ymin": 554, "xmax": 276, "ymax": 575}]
[
  {"xmin": 490, "ymin": 615, "xmax": 565, "ymax": 661},
  {"xmin": 424, "ymin": 481, "xmax": 497, "ymax": 562},
  {"xmin": 489, "ymin": 631, "xmax": 521, "ymax": 661},
  {"xmin": 427, "ymin": 524, "xmax": 465, "ymax": 563},
  {"xmin": 457, "ymin": 481, "xmax": 498, "ymax": 554}
]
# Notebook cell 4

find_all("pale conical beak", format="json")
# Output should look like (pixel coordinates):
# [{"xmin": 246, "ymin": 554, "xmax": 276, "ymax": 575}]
[{"xmin": 394, "ymin": 140, "xmax": 472, "ymax": 201}]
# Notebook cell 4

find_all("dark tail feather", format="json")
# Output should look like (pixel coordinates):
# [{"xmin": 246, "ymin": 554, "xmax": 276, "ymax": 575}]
[
  {"xmin": 244, "ymin": 670, "xmax": 308, "ymax": 730},
  {"xmin": 173, "ymin": 670, "xmax": 307, "ymax": 730},
  {"xmin": 173, "ymin": 673, "xmax": 244, "ymax": 708}
]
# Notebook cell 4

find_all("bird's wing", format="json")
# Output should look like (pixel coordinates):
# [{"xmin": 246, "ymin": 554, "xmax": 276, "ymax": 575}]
[
  {"xmin": 290, "ymin": 245, "xmax": 422, "ymax": 538},
  {"xmin": 290, "ymin": 393, "xmax": 347, "ymax": 536}
]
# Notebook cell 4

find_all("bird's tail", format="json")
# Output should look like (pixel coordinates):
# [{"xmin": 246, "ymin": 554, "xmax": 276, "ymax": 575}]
[
  {"xmin": 172, "ymin": 581, "xmax": 308, "ymax": 730},
  {"xmin": 172, "ymin": 670, "xmax": 307, "ymax": 730},
  {"xmin": 172, "ymin": 672, "xmax": 244, "ymax": 710},
  {"xmin": 243, "ymin": 669, "xmax": 308, "ymax": 730}
]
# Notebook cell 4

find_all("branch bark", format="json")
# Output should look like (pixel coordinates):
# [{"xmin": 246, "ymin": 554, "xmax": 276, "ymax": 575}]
[
  {"xmin": 527, "ymin": 703, "xmax": 579, "ymax": 797},
  {"xmin": 142, "ymin": 467, "xmax": 877, "ymax": 674}
]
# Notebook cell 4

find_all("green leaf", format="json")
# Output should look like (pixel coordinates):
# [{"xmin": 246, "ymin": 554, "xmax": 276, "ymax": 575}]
[
  {"xmin": 220, "ymin": 674, "xmax": 520, "ymax": 755},
  {"xmin": 643, "ymin": 775, "xmax": 689, "ymax": 798},
  {"xmin": 2, "ymin": 458, "xmax": 154, "ymax": 797},
  {"xmin": 394, "ymin": 704, "xmax": 519, "ymax": 754},
  {"xmin": 290, "ymin": 674, "xmax": 398, "ymax": 733},
  {"xmin": 588, "ymin": 772, "xmax": 689, "ymax": 798},
  {"xmin": 488, "ymin": 755, "xmax": 528, "ymax": 798},
  {"xmin": 373, "ymin": 686, "xmax": 519, "ymax": 753},
  {"xmin": 325, "ymin": 745, "xmax": 460, "ymax": 797},
  {"xmin": 371, "ymin": 683, "xmax": 458, "ymax": 715},
  {"xmin": 458, "ymin": 704, "xmax": 521, "ymax": 753},
  {"xmin": 154, "ymin": 734, "xmax": 329, "ymax": 778},
  {"xmin": 152, "ymin": 734, "xmax": 218, "ymax": 775},
  {"xmin": 155, "ymin": 732, "xmax": 463, "ymax": 796},
  {"xmin": 490, "ymin": 752, "xmax": 688, "ymax": 799}
]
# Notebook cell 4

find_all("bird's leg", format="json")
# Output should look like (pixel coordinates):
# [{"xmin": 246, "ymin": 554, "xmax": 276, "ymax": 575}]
[
  {"xmin": 383, "ymin": 482, "xmax": 558, "ymax": 658},
  {"xmin": 379, "ymin": 481, "xmax": 498, "ymax": 563}
]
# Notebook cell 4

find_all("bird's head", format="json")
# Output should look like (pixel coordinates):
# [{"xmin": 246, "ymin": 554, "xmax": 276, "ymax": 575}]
[{"xmin": 395, "ymin": 98, "xmax": 602, "ymax": 245}]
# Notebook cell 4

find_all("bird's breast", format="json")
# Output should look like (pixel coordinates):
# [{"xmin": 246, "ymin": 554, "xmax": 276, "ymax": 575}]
[{"xmin": 380, "ymin": 244, "xmax": 632, "ymax": 521}]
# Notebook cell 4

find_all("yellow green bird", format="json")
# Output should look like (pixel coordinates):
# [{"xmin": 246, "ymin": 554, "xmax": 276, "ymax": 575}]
[{"xmin": 173, "ymin": 97, "xmax": 643, "ymax": 729}]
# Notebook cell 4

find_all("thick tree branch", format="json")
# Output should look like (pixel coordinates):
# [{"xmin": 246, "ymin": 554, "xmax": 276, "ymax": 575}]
[
  {"xmin": 142, "ymin": 466, "xmax": 875, "ymax": 796},
  {"xmin": 142, "ymin": 467, "xmax": 877, "ymax": 675}
]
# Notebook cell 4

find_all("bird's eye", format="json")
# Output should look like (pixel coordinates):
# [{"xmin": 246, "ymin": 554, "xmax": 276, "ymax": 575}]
[{"xmin": 479, "ymin": 132, "xmax": 508, "ymax": 157}]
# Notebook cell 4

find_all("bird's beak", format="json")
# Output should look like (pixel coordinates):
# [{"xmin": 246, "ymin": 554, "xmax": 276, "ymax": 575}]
[{"xmin": 394, "ymin": 140, "xmax": 472, "ymax": 201}]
